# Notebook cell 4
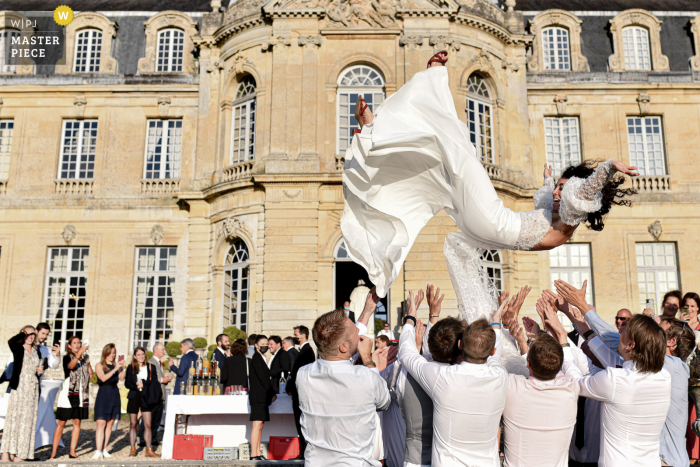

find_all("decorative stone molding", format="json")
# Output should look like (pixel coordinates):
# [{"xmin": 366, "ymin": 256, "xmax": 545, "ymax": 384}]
[
  {"xmin": 210, "ymin": 0, "xmax": 222, "ymax": 10},
  {"xmin": 228, "ymin": 56, "xmax": 255, "ymax": 76},
  {"xmin": 0, "ymin": 98, "xmax": 3, "ymax": 114},
  {"xmin": 554, "ymin": 93, "xmax": 568, "ymax": 115},
  {"xmin": 399, "ymin": 35, "xmax": 424, "ymax": 49},
  {"xmin": 261, "ymin": 35, "xmax": 292, "ymax": 52},
  {"xmin": 219, "ymin": 216, "xmax": 252, "ymax": 242},
  {"xmin": 527, "ymin": 10, "xmax": 589, "ymax": 72},
  {"xmin": 637, "ymin": 92, "xmax": 650, "ymax": 115},
  {"xmin": 691, "ymin": 15, "xmax": 700, "ymax": 72},
  {"xmin": 158, "ymin": 97, "xmax": 171, "ymax": 117},
  {"xmin": 55, "ymin": 12, "xmax": 118, "ymax": 74},
  {"xmin": 141, "ymin": 179, "xmax": 179, "ymax": 194},
  {"xmin": 608, "ymin": 10, "xmax": 669, "ymax": 72},
  {"xmin": 648, "ymin": 220, "xmax": 662, "ymax": 241},
  {"xmin": 335, "ymin": 154, "xmax": 345, "ymax": 172},
  {"xmin": 325, "ymin": 0, "xmax": 398, "ymax": 29},
  {"xmin": 465, "ymin": 50, "xmax": 493, "ymax": 74},
  {"xmin": 429, "ymin": 35, "xmax": 460, "ymax": 52},
  {"xmin": 62, "ymin": 225, "xmax": 77, "ymax": 244},
  {"xmin": 298, "ymin": 35, "xmax": 322, "ymax": 48},
  {"xmin": 0, "ymin": 180, "xmax": 6, "ymax": 194},
  {"xmin": 137, "ymin": 11, "xmax": 199, "ymax": 74},
  {"xmin": 501, "ymin": 61, "xmax": 520, "ymax": 73},
  {"xmin": 206, "ymin": 60, "xmax": 224, "ymax": 74},
  {"xmin": 0, "ymin": 11, "xmax": 36, "ymax": 75},
  {"xmin": 151, "ymin": 225, "xmax": 164, "ymax": 245},
  {"xmin": 55, "ymin": 179, "xmax": 93, "ymax": 194},
  {"xmin": 73, "ymin": 96, "xmax": 87, "ymax": 117}
]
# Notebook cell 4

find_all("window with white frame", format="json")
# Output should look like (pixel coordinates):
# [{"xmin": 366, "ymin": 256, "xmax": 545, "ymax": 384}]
[
  {"xmin": 542, "ymin": 26, "xmax": 571, "ymax": 70},
  {"xmin": 481, "ymin": 250, "xmax": 503, "ymax": 293},
  {"xmin": 0, "ymin": 29, "xmax": 19, "ymax": 73},
  {"xmin": 144, "ymin": 119, "xmax": 182, "ymax": 179},
  {"xmin": 627, "ymin": 116, "xmax": 665, "ymax": 175},
  {"xmin": 156, "ymin": 28, "xmax": 184, "ymax": 72},
  {"xmin": 132, "ymin": 247, "xmax": 177, "ymax": 349},
  {"xmin": 466, "ymin": 74, "xmax": 494, "ymax": 164},
  {"xmin": 550, "ymin": 243, "xmax": 593, "ymax": 330},
  {"xmin": 0, "ymin": 120, "xmax": 13, "ymax": 180},
  {"xmin": 230, "ymin": 76, "xmax": 257, "ymax": 164},
  {"xmin": 223, "ymin": 240, "xmax": 249, "ymax": 332},
  {"xmin": 43, "ymin": 247, "xmax": 89, "ymax": 350},
  {"xmin": 74, "ymin": 29, "xmax": 102, "ymax": 73},
  {"xmin": 337, "ymin": 65, "xmax": 385, "ymax": 154},
  {"xmin": 622, "ymin": 26, "xmax": 651, "ymax": 70},
  {"xmin": 636, "ymin": 243, "xmax": 679, "ymax": 313},
  {"xmin": 59, "ymin": 119, "xmax": 98, "ymax": 179},
  {"xmin": 544, "ymin": 117, "xmax": 581, "ymax": 176}
]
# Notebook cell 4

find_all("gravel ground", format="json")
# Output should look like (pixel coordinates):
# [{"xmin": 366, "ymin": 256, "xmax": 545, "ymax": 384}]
[{"xmin": 30, "ymin": 418, "xmax": 170, "ymax": 462}]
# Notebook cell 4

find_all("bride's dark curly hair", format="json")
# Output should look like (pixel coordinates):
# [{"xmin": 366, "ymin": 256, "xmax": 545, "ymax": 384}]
[{"xmin": 560, "ymin": 159, "xmax": 637, "ymax": 232}]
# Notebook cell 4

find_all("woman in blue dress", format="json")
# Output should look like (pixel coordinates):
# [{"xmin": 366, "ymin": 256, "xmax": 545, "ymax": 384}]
[{"xmin": 92, "ymin": 343, "xmax": 126, "ymax": 459}]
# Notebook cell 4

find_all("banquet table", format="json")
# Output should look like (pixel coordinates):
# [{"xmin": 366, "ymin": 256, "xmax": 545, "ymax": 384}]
[
  {"xmin": 36, "ymin": 379, "xmax": 64, "ymax": 448},
  {"xmin": 161, "ymin": 394, "xmax": 297, "ymax": 460}
]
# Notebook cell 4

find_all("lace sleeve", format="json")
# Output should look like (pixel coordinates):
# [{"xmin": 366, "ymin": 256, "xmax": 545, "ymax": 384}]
[
  {"xmin": 559, "ymin": 159, "xmax": 614, "ymax": 226},
  {"xmin": 533, "ymin": 176, "xmax": 554, "ymax": 211},
  {"xmin": 514, "ymin": 209, "xmax": 552, "ymax": 251}
]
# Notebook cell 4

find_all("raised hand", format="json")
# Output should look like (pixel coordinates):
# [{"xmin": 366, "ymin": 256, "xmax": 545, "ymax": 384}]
[
  {"xmin": 490, "ymin": 291, "xmax": 509, "ymax": 326},
  {"xmin": 386, "ymin": 346, "xmax": 398, "ymax": 366},
  {"xmin": 554, "ymin": 280, "xmax": 591, "ymax": 314},
  {"xmin": 406, "ymin": 289, "xmax": 425, "ymax": 318},
  {"xmin": 503, "ymin": 286, "xmax": 532, "ymax": 326},
  {"xmin": 509, "ymin": 321, "xmax": 528, "ymax": 355},
  {"xmin": 415, "ymin": 319, "xmax": 426, "ymax": 354},
  {"xmin": 358, "ymin": 335, "xmax": 373, "ymax": 363},
  {"xmin": 522, "ymin": 316, "xmax": 540, "ymax": 341},
  {"xmin": 358, "ymin": 287, "xmax": 381, "ymax": 327},
  {"xmin": 543, "ymin": 163, "xmax": 552, "ymax": 179},
  {"xmin": 539, "ymin": 299, "xmax": 568, "ymax": 345},
  {"xmin": 642, "ymin": 307, "xmax": 655, "ymax": 317},
  {"xmin": 542, "ymin": 289, "xmax": 569, "ymax": 314},
  {"xmin": 372, "ymin": 347, "xmax": 389, "ymax": 373},
  {"xmin": 426, "ymin": 284, "xmax": 444, "ymax": 322},
  {"xmin": 610, "ymin": 160, "xmax": 639, "ymax": 177}
]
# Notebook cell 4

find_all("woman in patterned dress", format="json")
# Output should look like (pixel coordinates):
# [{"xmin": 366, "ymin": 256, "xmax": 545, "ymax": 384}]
[{"xmin": 1, "ymin": 325, "xmax": 43, "ymax": 462}]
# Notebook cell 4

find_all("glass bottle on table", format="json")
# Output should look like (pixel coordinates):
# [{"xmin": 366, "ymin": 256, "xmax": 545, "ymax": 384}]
[{"xmin": 189, "ymin": 361, "xmax": 195, "ymax": 378}]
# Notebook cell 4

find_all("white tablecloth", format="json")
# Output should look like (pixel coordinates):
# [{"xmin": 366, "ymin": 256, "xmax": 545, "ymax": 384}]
[
  {"xmin": 36, "ymin": 379, "xmax": 64, "ymax": 448},
  {"xmin": 161, "ymin": 394, "xmax": 297, "ymax": 460}
]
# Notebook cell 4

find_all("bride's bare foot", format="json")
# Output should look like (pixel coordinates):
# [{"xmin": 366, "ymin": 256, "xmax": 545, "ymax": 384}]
[
  {"xmin": 427, "ymin": 50, "xmax": 448, "ymax": 68},
  {"xmin": 354, "ymin": 95, "xmax": 374, "ymax": 128}
]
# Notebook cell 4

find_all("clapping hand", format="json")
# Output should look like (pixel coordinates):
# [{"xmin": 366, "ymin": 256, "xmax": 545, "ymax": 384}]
[
  {"xmin": 501, "ymin": 286, "xmax": 532, "ymax": 327},
  {"xmin": 610, "ymin": 160, "xmax": 639, "ymax": 177},
  {"xmin": 554, "ymin": 280, "xmax": 591, "ymax": 314},
  {"xmin": 522, "ymin": 316, "xmax": 540, "ymax": 341}
]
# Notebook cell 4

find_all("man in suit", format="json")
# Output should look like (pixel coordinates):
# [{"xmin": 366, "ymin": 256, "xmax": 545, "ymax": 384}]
[
  {"xmin": 140, "ymin": 342, "xmax": 173, "ymax": 446},
  {"xmin": 286, "ymin": 325, "xmax": 315, "ymax": 459},
  {"xmin": 170, "ymin": 338, "xmax": 198, "ymax": 395},
  {"xmin": 213, "ymin": 333, "xmax": 229, "ymax": 369},
  {"xmin": 283, "ymin": 337, "xmax": 298, "ymax": 369},
  {"xmin": 343, "ymin": 300, "xmax": 356, "ymax": 323},
  {"xmin": 268, "ymin": 336, "xmax": 291, "ymax": 393}
]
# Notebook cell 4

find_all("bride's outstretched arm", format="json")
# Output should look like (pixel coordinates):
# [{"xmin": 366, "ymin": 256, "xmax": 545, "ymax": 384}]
[{"xmin": 533, "ymin": 164, "xmax": 555, "ymax": 211}]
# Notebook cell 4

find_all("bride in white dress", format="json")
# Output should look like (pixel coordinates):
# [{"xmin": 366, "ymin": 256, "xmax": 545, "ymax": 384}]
[{"xmin": 341, "ymin": 52, "xmax": 637, "ymax": 331}]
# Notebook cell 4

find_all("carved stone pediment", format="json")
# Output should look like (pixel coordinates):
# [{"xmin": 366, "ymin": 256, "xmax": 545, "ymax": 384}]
[{"xmin": 219, "ymin": 216, "xmax": 253, "ymax": 242}]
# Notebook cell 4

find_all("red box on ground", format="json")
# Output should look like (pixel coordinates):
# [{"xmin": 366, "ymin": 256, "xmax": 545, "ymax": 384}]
[
  {"xmin": 268, "ymin": 436, "xmax": 300, "ymax": 460},
  {"xmin": 173, "ymin": 434, "xmax": 214, "ymax": 460}
]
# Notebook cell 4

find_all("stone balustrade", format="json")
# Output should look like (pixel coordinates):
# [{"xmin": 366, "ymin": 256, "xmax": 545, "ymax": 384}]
[
  {"xmin": 222, "ymin": 160, "xmax": 254, "ymax": 182},
  {"xmin": 141, "ymin": 178, "xmax": 180, "ymax": 194},
  {"xmin": 54, "ymin": 179, "xmax": 93, "ymax": 195},
  {"xmin": 632, "ymin": 174, "xmax": 672, "ymax": 193}
]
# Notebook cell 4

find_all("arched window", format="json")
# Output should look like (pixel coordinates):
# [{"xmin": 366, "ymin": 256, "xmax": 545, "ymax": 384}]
[
  {"xmin": 480, "ymin": 250, "xmax": 503, "ymax": 292},
  {"xmin": 74, "ymin": 28, "xmax": 102, "ymax": 73},
  {"xmin": 231, "ymin": 76, "xmax": 257, "ymax": 164},
  {"xmin": 542, "ymin": 27, "xmax": 570, "ymax": 70},
  {"xmin": 0, "ymin": 29, "xmax": 19, "ymax": 73},
  {"xmin": 223, "ymin": 240, "xmax": 249, "ymax": 332},
  {"xmin": 337, "ymin": 65, "xmax": 385, "ymax": 154},
  {"xmin": 157, "ymin": 28, "xmax": 185, "ymax": 72},
  {"xmin": 466, "ymin": 74, "xmax": 494, "ymax": 164},
  {"xmin": 622, "ymin": 26, "xmax": 651, "ymax": 70}
]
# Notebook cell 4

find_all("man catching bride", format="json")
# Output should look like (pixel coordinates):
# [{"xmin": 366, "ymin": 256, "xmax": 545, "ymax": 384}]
[{"xmin": 341, "ymin": 50, "xmax": 638, "ymax": 320}]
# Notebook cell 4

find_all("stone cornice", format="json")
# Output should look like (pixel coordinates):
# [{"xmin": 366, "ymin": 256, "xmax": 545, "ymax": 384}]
[
  {"xmin": 266, "ymin": 8, "xmax": 325, "ymax": 19},
  {"xmin": 454, "ymin": 13, "xmax": 530, "ymax": 45},
  {"xmin": 214, "ymin": 16, "xmax": 267, "ymax": 44},
  {"xmin": 396, "ymin": 8, "xmax": 457, "ymax": 18}
]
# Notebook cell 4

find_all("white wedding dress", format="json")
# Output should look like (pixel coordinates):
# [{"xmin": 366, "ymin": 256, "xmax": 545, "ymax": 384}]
[{"xmin": 341, "ymin": 66, "xmax": 613, "ymax": 361}]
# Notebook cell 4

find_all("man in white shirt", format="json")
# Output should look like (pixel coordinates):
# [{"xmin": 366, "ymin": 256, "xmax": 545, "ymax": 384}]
[
  {"xmin": 399, "ymin": 290, "xmax": 508, "ymax": 467},
  {"xmin": 375, "ymin": 335, "xmax": 390, "ymax": 351},
  {"xmin": 377, "ymin": 323, "xmax": 395, "ymax": 341},
  {"xmin": 296, "ymin": 306, "xmax": 390, "ymax": 466},
  {"xmin": 35, "ymin": 322, "xmax": 61, "ymax": 369}
]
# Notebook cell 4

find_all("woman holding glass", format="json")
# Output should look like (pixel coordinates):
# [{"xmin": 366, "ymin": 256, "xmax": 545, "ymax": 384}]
[
  {"xmin": 221, "ymin": 338, "xmax": 249, "ymax": 391},
  {"xmin": 125, "ymin": 346, "xmax": 161, "ymax": 458},
  {"xmin": 51, "ymin": 335, "xmax": 93, "ymax": 459},
  {"xmin": 1, "ymin": 326, "xmax": 43, "ymax": 462},
  {"xmin": 92, "ymin": 343, "xmax": 127, "ymax": 459}
]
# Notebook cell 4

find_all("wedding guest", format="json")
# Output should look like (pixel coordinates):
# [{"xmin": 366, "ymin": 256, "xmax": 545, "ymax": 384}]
[
  {"xmin": 377, "ymin": 323, "xmax": 395, "ymax": 340},
  {"xmin": 51, "ymin": 335, "xmax": 93, "ymax": 459},
  {"xmin": 169, "ymin": 338, "xmax": 197, "ymax": 395},
  {"xmin": 662, "ymin": 290, "xmax": 683, "ymax": 319},
  {"xmin": 399, "ymin": 290, "xmax": 509, "ymax": 466},
  {"xmin": 139, "ymin": 343, "xmax": 172, "ymax": 447},
  {"xmin": 343, "ymin": 300, "xmax": 356, "ymax": 323},
  {"xmin": 35, "ymin": 322, "xmax": 61, "ymax": 369},
  {"xmin": 282, "ymin": 337, "xmax": 298, "ymax": 369},
  {"xmin": 614, "ymin": 309, "xmax": 632, "ymax": 332},
  {"xmin": 287, "ymin": 325, "xmax": 315, "ymax": 459},
  {"xmin": 212, "ymin": 334, "xmax": 229, "ymax": 369},
  {"xmin": 376, "ymin": 335, "xmax": 390, "ymax": 350},
  {"xmin": 296, "ymin": 308, "xmax": 390, "ymax": 466},
  {"xmin": 682, "ymin": 292, "xmax": 700, "ymax": 335},
  {"xmin": 1, "ymin": 326, "xmax": 43, "ymax": 462},
  {"xmin": 268, "ymin": 335, "xmax": 291, "ymax": 393},
  {"xmin": 221, "ymin": 339, "xmax": 249, "ymax": 390},
  {"xmin": 682, "ymin": 292, "xmax": 700, "ymax": 462},
  {"xmin": 93, "ymin": 344, "xmax": 126, "ymax": 459},
  {"xmin": 248, "ymin": 335, "xmax": 277, "ymax": 460},
  {"xmin": 125, "ymin": 347, "xmax": 161, "ymax": 458},
  {"xmin": 246, "ymin": 334, "xmax": 258, "ymax": 359},
  {"xmin": 556, "ymin": 309, "xmax": 672, "ymax": 465}
]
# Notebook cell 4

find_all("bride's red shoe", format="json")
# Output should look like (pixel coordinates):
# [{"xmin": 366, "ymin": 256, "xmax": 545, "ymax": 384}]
[{"xmin": 427, "ymin": 50, "xmax": 448, "ymax": 68}]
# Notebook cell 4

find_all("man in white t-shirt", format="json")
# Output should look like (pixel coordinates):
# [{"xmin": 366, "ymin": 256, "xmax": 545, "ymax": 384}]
[{"xmin": 377, "ymin": 323, "xmax": 395, "ymax": 340}]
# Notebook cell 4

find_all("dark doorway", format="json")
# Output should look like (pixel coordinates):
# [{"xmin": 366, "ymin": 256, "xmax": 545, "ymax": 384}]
[{"xmin": 335, "ymin": 261, "xmax": 389, "ymax": 324}]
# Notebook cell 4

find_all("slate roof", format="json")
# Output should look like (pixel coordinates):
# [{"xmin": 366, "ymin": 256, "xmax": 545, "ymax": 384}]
[
  {"xmin": 513, "ymin": 0, "xmax": 699, "ymax": 11},
  {"xmin": 0, "ymin": 0, "xmax": 224, "ymax": 12}
]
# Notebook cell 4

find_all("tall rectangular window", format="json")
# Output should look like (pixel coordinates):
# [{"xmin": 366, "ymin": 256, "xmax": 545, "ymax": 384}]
[
  {"xmin": 622, "ymin": 26, "xmax": 651, "ymax": 71},
  {"xmin": 59, "ymin": 120, "xmax": 98, "ymax": 179},
  {"xmin": 544, "ymin": 117, "xmax": 581, "ymax": 176},
  {"xmin": 231, "ymin": 99, "xmax": 256, "ymax": 163},
  {"xmin": 542, "ymin": 27, "xmax": 571, "ymax": 71},
  {"xmin": 467, "ymin": 99, "xmax": 494, "ymax": 163},
  {"xmin": 157, "ymin": 29, "xmax": 184, "ymax": 72},
  {"xmin": 636, "ymin": 243, "xmax": 678, "ymax": 313},
  {"xmin": 144, "ymin": 120, "xmax": 182, "ymax": 179},
  {"xmin": 74, "ymin": 29, "xmax": 102, "ymax": 73},
  {"xmin": 550, "ymin": 243, "xmax": 593, "ymax": 330},
  {"xmin": 0, "ymin": 30, "xmax": 19, "ymax": 73},
  {"xmin": 132, "ymin": 247, "xmax": 177, "ymax": 349},
  {"xmin": 627, "ymin": 116, "xmax": 665, "ymax": 175},
  {"xmin": 43, "ymin": 247, "xmax": 89, "ymax": 350},
  {"xmin": 0, "ymin": 120, "xmax": 13, "ymax": 180}
]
